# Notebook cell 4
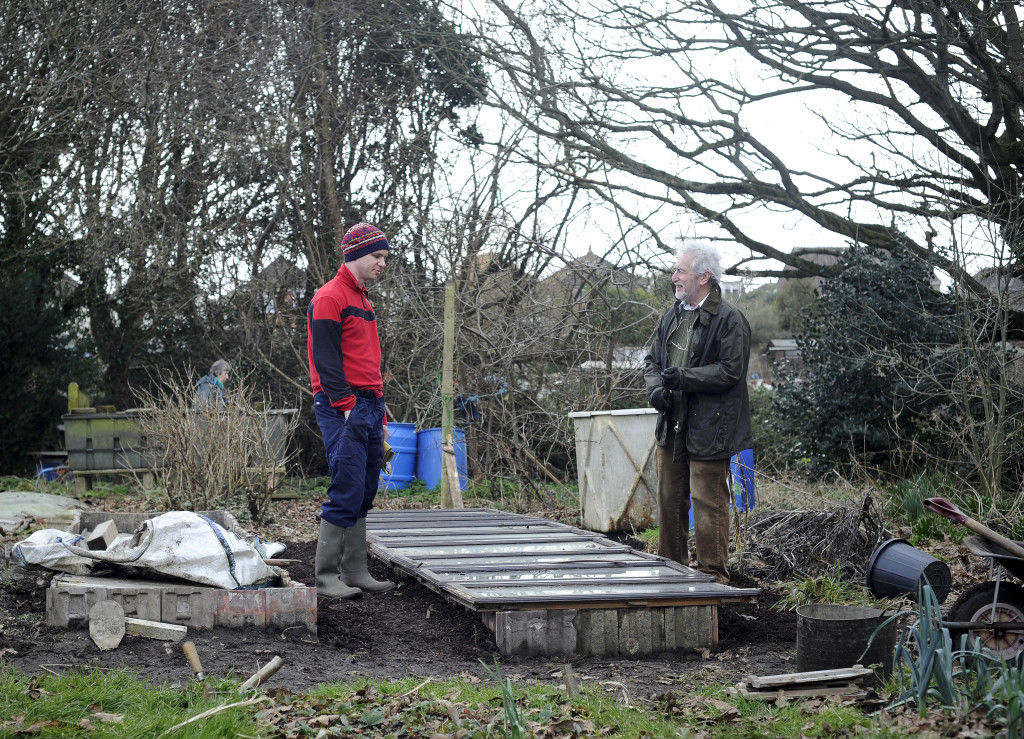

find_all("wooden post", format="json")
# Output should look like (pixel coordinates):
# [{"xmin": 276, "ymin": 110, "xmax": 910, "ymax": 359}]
[{"xmin": 440, "ymin": 281, "xmax": 463, "ymax": 508}]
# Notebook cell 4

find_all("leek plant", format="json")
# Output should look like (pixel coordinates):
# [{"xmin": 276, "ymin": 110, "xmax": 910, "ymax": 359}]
[
  {"xmin": 481, "ymin": 659, "xmax": 528, "ymax": 739},
  {"xmin": 888, "ymin": 579, "xmax": 962, "ymax": 715},
  {"xmin": 885, "ymin": 579, "xmax": 1024, "ymax": 736}
]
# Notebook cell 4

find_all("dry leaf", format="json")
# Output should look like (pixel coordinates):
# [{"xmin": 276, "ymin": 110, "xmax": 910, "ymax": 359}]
[
  {"xmin": 709, "ymin": 699, "xmax": 740, "ymax": 720},
  {"xmin": 308, "ymin": 714, "xmax": 340, "ymax": 727}
]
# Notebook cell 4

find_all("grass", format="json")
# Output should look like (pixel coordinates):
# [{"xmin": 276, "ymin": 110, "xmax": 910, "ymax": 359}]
[
  {"xmin": 0, "ymin": 667, "xmax": 259, "ymax": 737},
  {"xmin": 634, "ymin": 527, "xmax": 659, "ymax": 552},
  {"xmin": 0, "ymin": 476, "xmax": 41, "ymax": 493},
  {"xmin": 773, "ymin": 564, "xmax": 895, "ymax": 611},
  {"xmin": 6, "ymin": 472, "xmax": 154, "ymax": 504},
  {"xmin": 888, "ymin": 473, "xmax": 966, "ymax": 546},
  {"xmin": 0, "ymin": 667, "xmax": 913, "ymax": 738}
]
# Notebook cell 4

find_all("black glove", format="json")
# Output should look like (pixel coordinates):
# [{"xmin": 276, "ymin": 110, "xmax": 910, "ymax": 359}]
[
  {"xmin": 660, "ymin": 366, "xmax": 681, "ymax": 390},
  {"xmin": 649, "ymin": 387, "xmax": 672, "ymax": 413}
]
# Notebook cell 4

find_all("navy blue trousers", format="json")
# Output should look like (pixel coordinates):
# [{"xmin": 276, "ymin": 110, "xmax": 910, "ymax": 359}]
[{"xmin": 313, "ymin": 392, "xmax": 385, "ymax": 527}]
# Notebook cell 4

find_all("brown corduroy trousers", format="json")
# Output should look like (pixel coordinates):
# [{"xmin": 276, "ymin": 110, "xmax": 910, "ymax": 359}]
[{"xmin": 656, "ymin": 427, "xmax": 732, "ymax": 584}]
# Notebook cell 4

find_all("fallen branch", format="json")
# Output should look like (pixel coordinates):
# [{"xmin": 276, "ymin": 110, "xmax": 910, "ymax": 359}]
[
  {"xmin": 400, "ymin": 676, "xmax": 434, "ymax": 697},
  {"xmin": 158, "ymin": 696, "xmax": 271, "ymax": 737}
]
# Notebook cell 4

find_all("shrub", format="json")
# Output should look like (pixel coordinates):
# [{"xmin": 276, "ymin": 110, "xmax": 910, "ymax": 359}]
[{"xmin": 134, "ymin": 373, "xmax": 296, "ymax": 520}]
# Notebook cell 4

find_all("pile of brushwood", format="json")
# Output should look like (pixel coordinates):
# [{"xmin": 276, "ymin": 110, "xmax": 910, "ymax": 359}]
[{"xmin": 740, "ymin": 491, "xmax": 890, "ymax": 582}]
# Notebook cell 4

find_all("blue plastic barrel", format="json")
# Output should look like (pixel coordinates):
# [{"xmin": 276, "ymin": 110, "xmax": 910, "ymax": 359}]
[
  {"xmin": 731, "ymin": 448, "xmax": 756, "ymax": 511},
  {"xmin": 379, "ymin": 422, "xmax": 418, "ymax": 491},
  {"xmin": 416, "ymin": 427, "xmax": 468, "ymax": 491},
  {"xmin": 35, "ymin": 462, "xmax": 67, "ymax": 482}
]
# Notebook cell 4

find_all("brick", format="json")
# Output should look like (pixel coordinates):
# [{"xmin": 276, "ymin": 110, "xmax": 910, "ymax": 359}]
[{"xmin": 86, "ymin": 519, "xmax": 118, "ymax": 551}]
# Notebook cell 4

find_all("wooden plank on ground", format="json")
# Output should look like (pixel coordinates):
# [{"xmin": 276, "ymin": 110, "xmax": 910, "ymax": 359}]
[
  {"xmin": 727, "ymin": 683, "xmax": 868, "ymax": 701},
  {"xmin": 747, "ymin": 666, "xmax": 872, "ymax": 689}
]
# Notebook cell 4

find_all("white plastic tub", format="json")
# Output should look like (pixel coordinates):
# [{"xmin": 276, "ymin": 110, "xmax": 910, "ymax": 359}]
[{"xmin": 569, "ymin": 408, "xmax": 659, "ymax": 533}]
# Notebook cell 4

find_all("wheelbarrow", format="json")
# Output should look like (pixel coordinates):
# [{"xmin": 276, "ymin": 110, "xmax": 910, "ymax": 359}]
[{"xmin": 924, "ymin": 497, "xmax": 1024, "ymax": 663}]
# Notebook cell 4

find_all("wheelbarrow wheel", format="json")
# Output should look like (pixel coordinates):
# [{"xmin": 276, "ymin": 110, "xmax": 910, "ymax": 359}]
[{"xmin": 947, "ymin": 582, "xmax": 1024, "ymax": 665}]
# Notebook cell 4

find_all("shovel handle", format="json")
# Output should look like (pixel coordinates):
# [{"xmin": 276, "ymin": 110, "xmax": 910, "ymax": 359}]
[
  {"xmin": 962, "ymin": 519, "xmax": 1024, "ymax": 559},
  {"xmin": 925, "ymin": 497, "xmax": 1024, "ymax": 559}
]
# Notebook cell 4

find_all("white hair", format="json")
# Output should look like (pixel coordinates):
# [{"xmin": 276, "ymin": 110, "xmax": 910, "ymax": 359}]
[{"xmin": 678, "ymin": 240, "xmax": 722, "ymax": 284}]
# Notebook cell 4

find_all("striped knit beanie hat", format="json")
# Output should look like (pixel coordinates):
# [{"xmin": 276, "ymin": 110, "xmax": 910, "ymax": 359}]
[{"xmin": 342, "ymin": 223, "xmax": 390, "ymax": 262}]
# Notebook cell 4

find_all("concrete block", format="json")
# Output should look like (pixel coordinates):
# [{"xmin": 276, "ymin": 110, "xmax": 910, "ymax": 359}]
[
  {"xmin": 619, "ymin": 608, "xmax": 654, "ymax": 657},
  {"xmin": 70, "ymin": 510, "xmax": 239, "ymax": 537},
  {"xmin": 162, "ymin": 586, "xmax": 217, "ymax": 629},
  {"xmin": 47, "ymin": 574, "xmax": 316, "ymax": 635},
  {"xmin": 115, "ymin": 588, "xmax": 163, "ymax": 621},
  {"xmin": 493, "ymin": 609, "xmax": 577, "ymax": 656},
  {"xmin": 86, "ymin": 519, "xmax": 118, "ymax": 551},
  {"xmin": 491, "ymin": 605, "xmax": 719, "ymax": 658},
  {"xmin": 47, "ymin": 587, "xmax": 101, "ymax": 628},
  {"xmin": 47, "ymin": 576, "xmax": 166, "ymax": 627},
  {"xmin": 125, "ymin": 617, "xmax": 187, "ymax": 641},
  {"xmin": 666, "ymin": 605, "xmax": 715, "ymax": 650}
]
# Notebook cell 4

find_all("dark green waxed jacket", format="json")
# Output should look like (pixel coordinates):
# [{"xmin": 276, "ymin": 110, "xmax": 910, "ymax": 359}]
[{"xmin": 644, "ymin": 283, "xmax": 753, "ymax": 462}]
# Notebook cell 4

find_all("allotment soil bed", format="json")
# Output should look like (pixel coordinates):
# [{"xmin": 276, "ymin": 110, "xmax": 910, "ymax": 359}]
[
  {"xmin": 0, "ymin": 556, "xmax": 794, "ymax": 699},
  {"xmin": 0, "ymin": 493, "xmax": 986, "ymax": 700}
]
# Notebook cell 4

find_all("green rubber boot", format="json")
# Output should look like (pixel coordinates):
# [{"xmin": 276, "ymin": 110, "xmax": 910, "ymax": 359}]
[
  {"xmin": 340, "ymin": 518, "xmax": 396, "ymax": 593},
  {"xmin": 315, "ymin": 520, "xmax": 362, "ymax": 599}
]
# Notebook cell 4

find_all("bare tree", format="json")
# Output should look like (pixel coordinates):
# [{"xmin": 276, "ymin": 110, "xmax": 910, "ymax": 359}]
[
  {"xmin": 373, "ymin": 121, "xmax": 661, "ymax": 488},
  {"xmin": 453, "ymin": 0, "xmax": 1023, "ymax": 291},
  {"xmin": 939, "ymin": 219, "xmax": 1024, "ymax": 507}
]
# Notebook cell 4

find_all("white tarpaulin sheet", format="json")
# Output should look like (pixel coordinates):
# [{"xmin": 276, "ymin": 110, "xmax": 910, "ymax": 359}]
[{"xmin": 13, "ymin": 511, "xmax": 284, "ymax": 589}]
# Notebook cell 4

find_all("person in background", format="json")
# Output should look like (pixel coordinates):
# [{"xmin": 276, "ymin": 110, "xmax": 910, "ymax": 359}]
[
  {"xmin": 195, "ymin": 359, "xmax": 231, "ymax": 406},
  {"xmin": 307, "ymin": 222, "xmax": 394, "ymax": 599},
  {"xmin": 644, "ymin": 240, "xmax": 752, "ymax": 584}
]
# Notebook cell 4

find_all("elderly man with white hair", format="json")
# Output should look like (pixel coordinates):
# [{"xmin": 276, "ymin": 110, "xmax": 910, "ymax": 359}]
[{"xmin": 644, "ymin": 240, "xmax": 752, "ymax": 584}]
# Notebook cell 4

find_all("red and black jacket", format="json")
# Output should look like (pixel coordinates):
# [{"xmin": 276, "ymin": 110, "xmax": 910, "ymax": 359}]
[{"xmin": 307, "ymin": 264, "xmax": 385, "ymax": 414}]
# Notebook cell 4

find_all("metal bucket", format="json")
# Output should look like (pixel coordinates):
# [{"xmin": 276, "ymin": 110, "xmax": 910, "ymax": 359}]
[{"xmin": 796, "ymin": 604, "xmax": 897, "ymax": 681}]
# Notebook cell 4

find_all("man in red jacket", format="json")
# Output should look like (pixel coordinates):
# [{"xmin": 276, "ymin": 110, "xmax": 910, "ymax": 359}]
[{"xmin": 307, "ymin": 223, "xmax": 395, "ymax": 599}]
